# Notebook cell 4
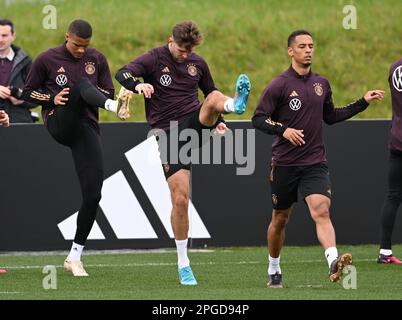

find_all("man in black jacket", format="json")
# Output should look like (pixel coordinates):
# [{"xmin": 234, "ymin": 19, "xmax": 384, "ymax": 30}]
[{"xmin": 0, "ymin": 19, "xmax": 36, "ymax": 123}]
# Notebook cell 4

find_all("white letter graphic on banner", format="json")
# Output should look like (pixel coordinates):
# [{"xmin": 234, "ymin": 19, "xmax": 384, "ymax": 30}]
[
  {"xmin": 99, "ymin": 171, "xmax": 158, "ymax": 239},
  {"xmin": 58, "ymin": 137, "xmax": 209, "ymax": 240},
  {"xmin": 58, "ymin": 171, "xmax": 158, "ymax": 239},
  {"xmin": 125, "ymin": 136, "xmax": 211, "ymax": 239},
  {"xmin": 57, "ymin": 212, "xmax": 105, "ymax": 240}
]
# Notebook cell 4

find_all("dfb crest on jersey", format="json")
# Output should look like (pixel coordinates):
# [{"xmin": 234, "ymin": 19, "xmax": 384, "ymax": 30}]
[
  {"xmin": 313, "ymin": 83, "xmax": 323, "ymax": 96},
  {"xmin": 85, "ymin": 62, "xmax": 96, "ymax": 75},
  {"xmin": 187, "ymin": 64, "xmax": 197, "ymax": 76}
]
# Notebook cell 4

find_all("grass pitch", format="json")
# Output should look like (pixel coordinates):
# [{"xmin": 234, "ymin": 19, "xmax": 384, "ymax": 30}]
[{"xmin": 0, "ymin": 244, "xmax": 401, "ymax": 300}]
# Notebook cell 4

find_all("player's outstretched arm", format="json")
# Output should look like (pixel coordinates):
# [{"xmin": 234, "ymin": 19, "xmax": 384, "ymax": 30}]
[{"xmin": 323, "ymin": 89, "xmax": 385, "ymax": 125}]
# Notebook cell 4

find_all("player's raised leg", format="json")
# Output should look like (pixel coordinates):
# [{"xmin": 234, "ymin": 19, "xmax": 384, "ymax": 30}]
[{"xmin": 199, "ymin": 74, "xmax": 251, "ymax": 127}]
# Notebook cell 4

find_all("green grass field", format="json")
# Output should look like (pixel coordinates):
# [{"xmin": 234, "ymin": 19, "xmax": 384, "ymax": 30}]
[
  {"xmin": 1, "ymin": 0, "xmax": 401, "ymax": 302},
  {"xmin": 1, "ymin": 244, "xmax": 401, "ymax": 300},
  {"xmin": 1, "ymin": 0, "xmax": 401, "ymax": 122}
]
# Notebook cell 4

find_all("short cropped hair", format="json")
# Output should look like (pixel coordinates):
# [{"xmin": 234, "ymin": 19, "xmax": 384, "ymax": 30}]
[
  {"xmin": 0, "ymin": 19, "xmax": 15, "ymax": 34},
  {"xmin": 287, "ymin": 30, "xmax": 312, "ymax": 47},
  {"xmin": 68, "ymin": 19, "xmax": 92, "ymax": 39},
  {"xmin": 172, "ymin": 20, "xmax": 203, "ymax": 49}
]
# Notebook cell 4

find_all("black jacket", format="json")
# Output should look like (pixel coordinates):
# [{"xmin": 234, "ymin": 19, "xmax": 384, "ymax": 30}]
[{"xmin": 0, "ymin": 45, "xmax": 36, "ymax": 123}]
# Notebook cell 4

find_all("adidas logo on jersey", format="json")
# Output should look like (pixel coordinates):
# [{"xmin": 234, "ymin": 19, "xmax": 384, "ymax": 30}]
[
  {"xmin": 162, "ymin": 67, "xmax": 170, "ymax": 73},
  {"xmin": 57, "ymin": 67, "xmax": 65, "ymax": 73},
  {"xmin": 290, "ymin": 90, "xmax": 299, "ymax": 97}
]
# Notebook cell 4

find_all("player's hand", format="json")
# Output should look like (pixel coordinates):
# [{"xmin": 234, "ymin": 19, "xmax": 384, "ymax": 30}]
[
  {"xmin": 54, "ymin": 88, "xmax": 70, "ymax": 106},
  {"xmin": 0, "ymin": 85, "xmax": 11, "ymax": 99},
  {"xmin": 9, "ymin": 96, "xmax": 24, "ymax": 105},
  {"xmin": 283, "ymin": 128, "xmax": 305, "ymax": 146},
  {"xmin": 135, "ymin": 83, "xmax": 154, "ymax": 98},
  {"xmin": 364, "ymin": 90, "xmax": 385, "ymax": 103},
  {"xmin": 0, "ymin": 110, "xmax": 10, "ymax": 128},
  {"xmin": 215, "ymin": 122, "xmax": 227, "ymax": 135}
]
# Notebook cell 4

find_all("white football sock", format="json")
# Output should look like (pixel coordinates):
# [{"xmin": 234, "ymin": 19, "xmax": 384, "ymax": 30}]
[
  {"xmin": 223, "ymin": 98, "xmax": 235, "ymax": 113},
  {"xmin": 68, "ymin": 242, "xmax": 84, "ymax": 262},
  {"xmin": 325, "ymin": 246, "xmax": 338, "ymax": 268},
  {"xmin": 380, "ymin": 249, "xmax": 392, "ymax": 256},
  {"xmin": 175, "ymin": 239, "xmax": 190, "ymax": 269},
  {"xmin": 268, "ymin": 255, "xmax": 281, "ymax": 275},
  {"xmin": 104, "ymin": 99, "xmax": 118, "ymax": 112}
]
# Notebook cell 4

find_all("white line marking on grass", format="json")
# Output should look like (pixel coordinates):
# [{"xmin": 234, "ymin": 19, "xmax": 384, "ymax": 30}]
[
  {"xmin": 2, "ymin": 258, "xmax": 375, "ymax": 270},
  {"xmin": 291, "ymin": 258, "xmax": 375, "ymax": 263},
  {"xmin": 0, "ymin": 292, "xmax": 23, "ymax": 294},
  {"xmin": 4, "ymin": 265, "xmax": 63, "ymax": 269},
  {"xmin": 295, "ymin": 285, "xmax": 324, "ymax": 288},
  {"xmin": 0, "ymin": 248, "xmax": 216, "ymax": 257},
  {"xmin": 3, "ymin": 260, "xmax": 259, "ymax": 270}
]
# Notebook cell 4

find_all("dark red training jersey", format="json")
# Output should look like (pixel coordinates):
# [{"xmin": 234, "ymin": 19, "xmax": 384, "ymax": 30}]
[
  {"xmin": 24, "ymin": 43, "xmax": 114, "ymax": 125},
  {"xmin": 254, "ymin": 66, "xmax": 368, "ymax": 166},
  {"xmin": 121, "ymin": 45, "xmax": 217, "ymax": 130},
  {"xmin": 388, "ymin": 58, "xmax": 402, "ymax": 152}
]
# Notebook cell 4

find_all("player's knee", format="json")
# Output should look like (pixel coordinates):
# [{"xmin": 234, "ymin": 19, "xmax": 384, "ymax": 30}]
[
  {"xmin": 83, "ymin": 192, "xmax": 101, "ymax": 207},
  {"xmin": 204, "ymin": 90, "xmax": 222, "ymax": 108},
  {"xmin": 172, "ymin": 193, "xmax": 189, "ymax": 210},
  {"xmin": 77, "ymin": 76, "xmax": 90, "ymax": 85},
  {"xmin": 312, "ymin": 206, "xmax": 330, "ymax": 221},
  {"xmin": 273, "ymin": 219, "xmax": 288, "ymax": 230},
  {"xmin": 74, "ymin": 77, "xmax": 92, "ymax": 92},
  {"xmin": 206, "ymin": 90, "xmax": 221, "ymax": 100},
  {"xmin": 272, "ymin": 213, "xmax": 290, "ymax": 229}
]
